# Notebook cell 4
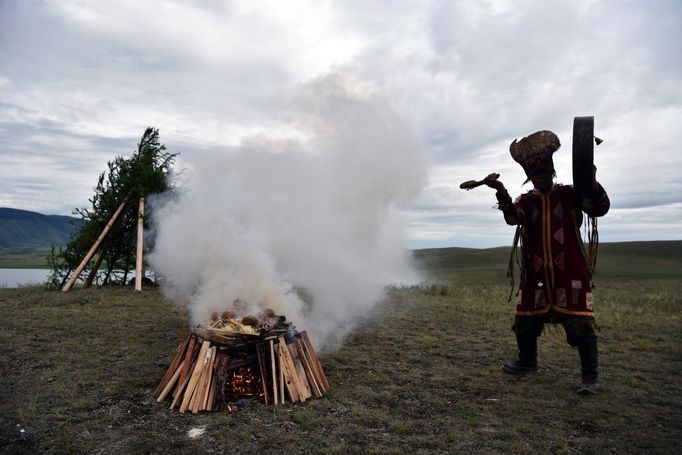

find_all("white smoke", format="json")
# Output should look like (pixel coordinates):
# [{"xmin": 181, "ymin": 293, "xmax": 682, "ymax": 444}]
[{"xmin": 148, "ymin": 72, "xmax": 426, "ymax": 350}]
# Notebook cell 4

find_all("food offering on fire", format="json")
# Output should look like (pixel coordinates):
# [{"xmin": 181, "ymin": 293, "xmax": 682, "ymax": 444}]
[{"xmin": 154, "ymin": 309, "xmax": 329, "ymax": 414}]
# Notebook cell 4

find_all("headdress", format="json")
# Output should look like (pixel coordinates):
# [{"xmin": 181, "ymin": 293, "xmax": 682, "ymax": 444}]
[{"xmin": 509, "ymin": 130, "xmax": 560, "ymax": 164}]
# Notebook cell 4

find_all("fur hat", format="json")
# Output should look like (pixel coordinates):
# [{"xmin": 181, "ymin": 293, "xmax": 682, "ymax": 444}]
[{"xmin": 509, "ymin": 130, "xmax": 560, "ymax": 164}]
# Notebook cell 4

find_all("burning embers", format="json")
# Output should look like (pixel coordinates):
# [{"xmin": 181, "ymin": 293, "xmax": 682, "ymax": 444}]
[{"xmin": 154, "ymin": 310, "xmax": 329, "ymax": 414}]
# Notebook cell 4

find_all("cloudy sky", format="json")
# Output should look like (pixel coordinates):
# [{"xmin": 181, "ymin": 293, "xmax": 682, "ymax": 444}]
[{"xmin": 1, "ymin": 0, "xmax": 680, "ymax": 249}]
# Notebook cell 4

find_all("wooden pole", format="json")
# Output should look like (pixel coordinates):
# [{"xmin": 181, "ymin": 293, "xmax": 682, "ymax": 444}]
[
  {"xmin": 175, "ymin": 335, "xmax": 197, "ymax": 398},
  {"xmin": 300, "ymin": 331, "xmax": 329, "ymax": 391},
  {"xmin": 153, "ymin": 334, "xmax": 191, "ymax": 397},
  {"xmin": 135, "ymin": 196, "xmax": 145, "ymax": 291},
  {"xmin": 269, "ymin": 338, "xmax": 279, "ymax": 405},
  {"xmin": 277, "ymin": 341, "xmax": 298, "ymax": 402},
  {"xmin": 256, "ymin": 343, "xmax": 271, "ymax": 405},
  {"xmin": 170, "ymin": 374, "xmax": 191, "ymax": 410},
  {"xmin": 278, "ymin": 343, "xmax": 285, "ymax": 404},
  {"xmin": 156, "ymin": 360, "xmax": 184, "ymax": 403},
  {"xmin": 62, "ymin": 198, "xmax": 129, "ymax": 292},
  {"xmin": 83, "ymin": 239, "xmax": 111, "ymax": 288},
  {"xmin": 287, "ymin": 343, "xmax": 312, "ymax": 399},
  {"xmin": 295, "ymin": 339, "xmax": 322, "ymax": 398},
  {"xmin": 180, "ymin": 340, "xmax": 211, "ymax": 414}
]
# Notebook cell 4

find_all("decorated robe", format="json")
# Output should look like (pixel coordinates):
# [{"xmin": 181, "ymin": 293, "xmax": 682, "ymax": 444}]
[{"xmin": 499, "ymin": 184, "xmax": 610, "ymax": 317}]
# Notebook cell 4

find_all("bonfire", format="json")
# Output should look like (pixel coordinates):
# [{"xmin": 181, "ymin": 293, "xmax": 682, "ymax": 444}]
[{"xmin": 154, "ymin": 309, "xmax": 328, "ymax": 414}]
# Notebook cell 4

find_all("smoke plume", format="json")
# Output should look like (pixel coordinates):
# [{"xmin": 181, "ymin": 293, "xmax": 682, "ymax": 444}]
[{"xmin": 149, "ymin": 73, "xmax": 426, "ymax": 350}]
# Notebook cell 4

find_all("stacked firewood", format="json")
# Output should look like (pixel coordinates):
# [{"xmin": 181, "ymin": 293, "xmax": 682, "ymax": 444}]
[{"xmin": 153, "ymin": 312, "xmax": 329, "ymax": 414}]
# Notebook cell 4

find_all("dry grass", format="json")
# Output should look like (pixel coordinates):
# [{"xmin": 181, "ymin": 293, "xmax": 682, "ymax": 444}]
[{"xmin": 1, "ymin": 276, "xmax": 680, "ymax": 454}]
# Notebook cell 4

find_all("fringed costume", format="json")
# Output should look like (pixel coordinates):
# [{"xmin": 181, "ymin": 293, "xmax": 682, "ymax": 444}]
[
  {"xmin": 497, "ymin": 182, "xmax": 609, "ymax": 319},
  {"xmin": 493, "ymin": 130, "xmax": 609, "ymax": 394}
]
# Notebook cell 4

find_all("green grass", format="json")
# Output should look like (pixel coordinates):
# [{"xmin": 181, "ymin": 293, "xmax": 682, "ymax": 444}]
[
  {"xmin": 1, "ymin": 242, "xmax": 681, "ymax": 453},
  {"xmin": 0, "ymin": 248, "xmax": 52, "ymax": 269},
  {"xmin": 414, "ymin": 240, "xmax": 682, "ymax": 285}
]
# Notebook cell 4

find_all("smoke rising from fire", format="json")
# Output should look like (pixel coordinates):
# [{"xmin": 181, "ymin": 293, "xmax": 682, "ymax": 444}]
[{"xmin": 149, "ymin": 73, "xmax": 426, "ymax": 350}]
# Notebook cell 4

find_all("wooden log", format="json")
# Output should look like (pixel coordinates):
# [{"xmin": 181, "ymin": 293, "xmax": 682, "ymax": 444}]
[
  {"xmin": 170, "ymin": 369, "xmax": 192, "ymax": 410},
  {"xmin": 255, "ymin": 343, "xmax": 270, "ymax": 405},
  {"xmin": 175, "ymin": 335, "xmax": 197, "ymax": 397},
  {"xmin": 269, "ymin": 338, "xmax": 279, "ymax": 405},
  {"xmin": 283, "ymin": 340, "xmax": 309, "ymax": 401},
  {"xmin": 135, "ymin": 196, "xmax": 145, "ymax": 291},
  {"xmin": 278, "ymin": 336, "xmax": 306, "ymax": 402},
  {"xmin": 295, "ymin": 339, "xmax": 322, "ymax": 398},
  {"xmin": 201, "ymin": 347, "xmax": 217, "ymax": 411},
  {"xmin": 154, "ymin": 334, "xmax": 191, "ymax": 397},
  {"xmin": 191, "ymin": 351, "xmax": 209, "ymax": 413},
  {"xmin": 207, "ymin": 334, "xmax": 239, "ymax": 345},
  {"xmin": 279, "ymin": 351, "xmax": 285, "ymax": 405},
  {"xmin": 207, "ymin": 375, "xmax": 217, "ymax": 411},
  {"xmin": 62, "ymin": 197, "xmax": 129, "ymax": 291},
  {"xmin": 300, "ymin": 331, "xmax": 329, "ymax": 391},
  {"xmin": 156, "ymin": 360, "xmax": 184, "ymax": 403},
  {"xmin": 277, "ymin": 340, "xmax": 299, "ymax": 403},
  {"xmin": 179, "ymin": 340, "xmax": 210, "ymax": 414},
  {"xmin": 287, "ymin": 343, "xmax": 311, "ymax": 400},
  {"xmin": 221, "ymin": 356, "xmax": 257, "ymax": 371},
  {"xmin": 191, "ymin": 369, "xmax": 206, "ymax": 413},
  {"xmin": 268, "ymin": 338, "xmax": 285, "ymax": 404},
  {"xmin": 189, "ymin": 373, "xmax": 204, "ymax": 413},
  {"xmin": 296, "ymin": 337, "xmax": 324, "ymax": 394},
  {"xmin": 208, "ymin": 350, "xmax": 221, "ymax": 412},
  {"xmin": 191, "ymin": 345, "xmax": 215, "ymax": 414},
  {"xmin": 208, "ymin": 349, "xmax": 222, "ymax": 411},
  {"xmin": 185, "ymin": 354, "xmax": 208, "ymax": 413},
  {"xmin": 214, "ymin": 352, "xmax": 231, "ymax": 411}
]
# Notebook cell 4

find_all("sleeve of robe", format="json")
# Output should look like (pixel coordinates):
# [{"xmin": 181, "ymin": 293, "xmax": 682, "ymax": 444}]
[
  {"xmin": 580, "ymin": 181, "xmax": 610, "ymax": 217},
  {"xmin": 495, "ymin": 189, "xmax": 524, "ymax": 226}
]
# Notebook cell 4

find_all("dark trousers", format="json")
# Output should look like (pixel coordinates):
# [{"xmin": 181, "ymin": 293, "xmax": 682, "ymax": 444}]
[{"xmin": 513, "ymin": 311, "xmax": 599, "ymax": 383}]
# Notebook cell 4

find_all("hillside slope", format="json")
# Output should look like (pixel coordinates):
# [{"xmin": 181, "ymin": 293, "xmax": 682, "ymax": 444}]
[
  {"xmin": 0, "ymin": 207, "xmax": 82, "ymax": 248},
  {"xmin": 413, "ymin": 240, "xmax": 682, "ymax": 284}
]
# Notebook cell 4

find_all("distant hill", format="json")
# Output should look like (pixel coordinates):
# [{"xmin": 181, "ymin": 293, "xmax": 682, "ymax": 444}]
[
  {"xmin": 0, "ymin": 207, "xmax": 83, "ymax": 249},
  {"xmin": 413, "ymin": 240, "xmax": 682, "ymax": 285}
]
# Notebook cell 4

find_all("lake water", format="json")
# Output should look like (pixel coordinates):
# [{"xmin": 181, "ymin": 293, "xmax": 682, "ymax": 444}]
[
  {"xmin": 0, "ymin": 268, "xmax": 52, "ymax": 288},
  {"xmin": 0, "ymin": 268, "xmax": 155, "ymax": 288}
]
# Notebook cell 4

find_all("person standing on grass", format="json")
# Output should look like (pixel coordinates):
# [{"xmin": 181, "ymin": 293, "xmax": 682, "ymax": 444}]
[{"xmin": 483, "ymin": 130, "xmax": 610, "ymax": 395}]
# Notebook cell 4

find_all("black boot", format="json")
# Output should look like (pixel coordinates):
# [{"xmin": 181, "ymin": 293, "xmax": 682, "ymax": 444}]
[
  {"xmin": 503, "ymin": 335, "xmax": 538, "ymax": 375},
  {"xmin": 577, "ymin": 336, "xmax": 599, "ymax": 395}
]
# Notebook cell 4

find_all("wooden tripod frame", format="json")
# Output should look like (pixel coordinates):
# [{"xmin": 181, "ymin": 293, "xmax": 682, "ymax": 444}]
[{"xmin": 62, "ymin": 195, "xmax": 147, "ymax": 292}]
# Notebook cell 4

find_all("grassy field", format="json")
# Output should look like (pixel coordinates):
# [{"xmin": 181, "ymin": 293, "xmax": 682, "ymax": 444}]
[
  {"xmin": 0, "ymin": 247, "xmax": 51, "ymax": 269},
  {"xmin": 413, "ymin": 240, "xmax": 682, "ymax": 285},
  {"xmin": 1, "ymin": 242, "xmax": 681, "ymax": 454}
]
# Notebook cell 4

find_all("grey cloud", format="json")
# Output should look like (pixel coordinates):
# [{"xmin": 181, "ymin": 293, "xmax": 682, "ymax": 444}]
[
  {"xmin": 0, "ymin": 0, "xmax": 680, "ymax": 247},
  {"xmin": 347, "ymin": 0, "xmax": 681, "ymax": 163},
  {"xmin": 0, "ymin": 117, "xmax": 140, "ymax": 215},
  {"xmin": 0, "ymin": 1, "xmax": 291, "ymax": 130},
  {"xmin": 609, "ymin": 189, "xmax": 682, "ymax": 210}
]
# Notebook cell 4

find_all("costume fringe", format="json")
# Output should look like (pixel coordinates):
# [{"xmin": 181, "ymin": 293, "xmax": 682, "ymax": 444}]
[
  {"xmin": 511, "ymin": 315, "xmax": 547, "ymax": 337},
  {"xmin": 562, "ymin": 317, "xmax": 598, "ymax": 334},
  {"xmin": 506, "ymin": 226, "xmax": 522, "ymax": 302},
  {"xmin": 586, "ymin": 215, "xmax": 599, "ymax": 276},
  {"xmin": 513, "ymin": 314, "xmax": 598, "ymax": 337}
]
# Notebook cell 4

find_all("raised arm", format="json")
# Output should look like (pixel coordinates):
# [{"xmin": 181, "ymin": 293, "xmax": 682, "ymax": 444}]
[{"xmin": 483, "ymin": 173, "xmax": 522, "ymax": 225}]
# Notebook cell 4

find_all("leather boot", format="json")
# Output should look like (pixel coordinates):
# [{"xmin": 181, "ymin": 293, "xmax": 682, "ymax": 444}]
[
  {"xmin": 503, "ymin": 335, "xmax": 538, "ymax": 375},
  {"xmin": 577, "ymin": 336, "xmax": 599, "ymax": 395}
]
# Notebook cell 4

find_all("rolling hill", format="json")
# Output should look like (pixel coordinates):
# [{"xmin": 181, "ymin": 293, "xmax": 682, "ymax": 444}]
[
  {"xmin": 0, "ymin": 207, "xmax": 83, "ymax": 249},
  {"xmin": 413, "ymin": 240, "xmax": 682, "ymax": 285}
]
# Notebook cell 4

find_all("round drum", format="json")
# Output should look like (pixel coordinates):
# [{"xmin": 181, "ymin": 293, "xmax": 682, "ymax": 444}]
[{"xmin": 572, "ymin": 116, "xmax": 595, "ymax": 200}]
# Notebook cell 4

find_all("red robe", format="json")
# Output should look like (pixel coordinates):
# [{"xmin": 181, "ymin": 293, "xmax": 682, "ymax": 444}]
[{"xmin": 500, "ymin": 184, "xmax": 609, "ymax": 317}]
